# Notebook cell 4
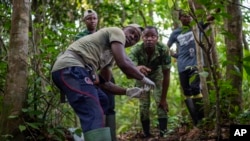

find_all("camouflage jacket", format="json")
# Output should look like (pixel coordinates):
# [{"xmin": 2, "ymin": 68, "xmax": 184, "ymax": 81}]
[
  {"xmin": 130, "ymin": 42, "xmax": 171, "ymax": 81},
  {"xmin": 74, "ymin": 29, "xmax": 92, "ymax": 41}
]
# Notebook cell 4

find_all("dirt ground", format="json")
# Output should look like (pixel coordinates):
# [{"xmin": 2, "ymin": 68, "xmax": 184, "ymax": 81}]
[
  {"xmin": 64, "ymin": 124, "xmax": 230, "ymax": 141},
  {"xmin": 116, "ymin": 125, "xmax": 230, "ymax": 141}
]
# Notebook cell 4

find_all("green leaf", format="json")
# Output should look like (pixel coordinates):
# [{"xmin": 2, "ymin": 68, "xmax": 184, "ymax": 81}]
[
  {"xmin": 199, "ymin": 71, "xmax": 209, "ymax": 78},
  {"xmin": 243, "ymin": 64, "xmax": 250, "ymax": 76},
  {"xmin": 26, "ymin": 122, "xmax": 39, "ymax": 130},
  {"xmin": 8, "ymin": 115, "xmax": 18, "ymax": 119},
  {"xmin": 19, "ymin": 125, "xmax": 26, "ymax": 132},
  {"xmin": 74, "ymin": 128, "xmax": 83, "ymax": 137},
  {"xmin": 167, "ymin": 0, "xmax": 173, "ymax": 8},
  {"xmin": 22, "ymin": 108, "xmax": 29, "ymax": 113},
  {"xmin": 243, "ymin": 55, "xmax": 250, "ymax": 61},
  {"xmin": 243, "ymin": 55, "xmax": 250, "ymax": 75}
]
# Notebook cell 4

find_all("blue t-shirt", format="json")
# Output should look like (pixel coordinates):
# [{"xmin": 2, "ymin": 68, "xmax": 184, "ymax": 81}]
[
  {"xmin": 167, "ymin": 27, "xmax": 197, "ymax": 73},
  {"xmin": 167, "ymin": 22, "xmax": 209, "ymax": 73}
]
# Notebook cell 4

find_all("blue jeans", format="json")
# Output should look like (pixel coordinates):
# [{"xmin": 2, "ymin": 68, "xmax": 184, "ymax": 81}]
[{"xmin": 52, "ymin": 67, "xmax": 109, "ymax": 133}]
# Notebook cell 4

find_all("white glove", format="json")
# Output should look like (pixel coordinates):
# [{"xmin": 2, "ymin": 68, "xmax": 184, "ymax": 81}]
[
  {"xmin": 126, "ymin": 87, "xmax": 144, "ymax": 98},
  {"xmin": 140, "ymin": 77, "xmax": 155, "ymax": 89},
  {"xmin": 143, "ymin": 85, "xmax": 150, "ymax": 92}
]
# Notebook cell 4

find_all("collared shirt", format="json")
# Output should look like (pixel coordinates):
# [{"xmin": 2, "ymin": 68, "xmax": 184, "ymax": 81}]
[
  {"xmin": 130, "ymin": 42, "xmax": 171, "ymax": 79},
  {"xmin": 74, "ymin": 29, "xmax": 92, "ymax": 41}
]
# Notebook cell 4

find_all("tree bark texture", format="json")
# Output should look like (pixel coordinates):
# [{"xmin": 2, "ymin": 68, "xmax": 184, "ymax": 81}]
[
  {"xmin": 225, "ymin": 0, "xmax": 243, "ymax": 117},
  {"xmin": 1, "ymin": 0, "xmax": 30, "ymax": 139},
  {"xmin": 188, "ymin": 0, "xmax": 210, "ymax": 117}
]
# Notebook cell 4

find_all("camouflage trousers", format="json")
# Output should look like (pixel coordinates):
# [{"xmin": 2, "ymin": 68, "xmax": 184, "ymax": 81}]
[{"xmin": 136, "ymin": 77, "xmax": 168, "ymax": 121}]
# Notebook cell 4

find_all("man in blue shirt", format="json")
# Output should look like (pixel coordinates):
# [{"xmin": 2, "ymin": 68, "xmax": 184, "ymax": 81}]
[{"xmin": 167, "ymin": 10, "xmax": 215, "ymax": 126}]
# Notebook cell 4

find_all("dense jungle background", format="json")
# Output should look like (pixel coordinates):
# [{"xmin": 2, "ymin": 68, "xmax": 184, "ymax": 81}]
[{"xmin": 0, "ymin": 0, "xmax": 250, "ymax": 141}]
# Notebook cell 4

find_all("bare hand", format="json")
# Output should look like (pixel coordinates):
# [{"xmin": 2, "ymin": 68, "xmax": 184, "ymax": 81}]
[
  {"xmin": 137, "ymin": 65, "xmax": 151, "ymax": 76},
  {"xmin": 158, "ymin": 100, "xmax": 168, "ymax": 112}
]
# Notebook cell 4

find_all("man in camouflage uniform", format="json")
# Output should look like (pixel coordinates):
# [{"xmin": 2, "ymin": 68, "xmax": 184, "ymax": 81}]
[{"xmin": 130, "ymin": 26, "xmax": 171, "ymax": 138}]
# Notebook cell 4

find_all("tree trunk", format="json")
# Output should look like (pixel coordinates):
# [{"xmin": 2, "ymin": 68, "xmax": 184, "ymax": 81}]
[
  {"xmin": 188, "ymin": 0, "xmax": 210, "ymax": 117},
  {"xmin": 225, "ymin": 0, "xmax": 243, "ymax": 121},
  {"xmin": 0, "ymin": 0, "xmax": 30, "ymax": 140},
  {"xmin": 188, "ymin": 1, "xmax": 224, "ymax": 139}
]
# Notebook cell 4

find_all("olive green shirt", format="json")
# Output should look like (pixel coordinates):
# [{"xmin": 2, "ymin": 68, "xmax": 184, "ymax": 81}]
[{"xmin": 52, "ymin": 27, "xmax": 125, "ymax": 72}]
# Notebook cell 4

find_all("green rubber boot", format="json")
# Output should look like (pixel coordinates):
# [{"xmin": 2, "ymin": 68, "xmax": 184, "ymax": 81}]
[{"xmin": 84, "ymin": 127, "xmax": 111, "ymax": 141}]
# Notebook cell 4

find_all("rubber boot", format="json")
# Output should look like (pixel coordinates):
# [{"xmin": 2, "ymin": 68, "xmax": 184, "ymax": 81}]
[
  {"xmin": 84, "ymin": 127, "xmax": 111, "ymax": 141},
  {"xmin": 106, "ymin": 114, "xmax": 117, "ymax": 141},
  {"xmin": 141, "ymin": 119, "xmax": 152, "ymax": 137},
  {"xmin": 158, "ymin": 118, "xmax": 167, "ymax": 137},
  {"xmin": 184, "ymin": 98, "xmax": 198, "ymax": 125},
  {"xmin": 193, "ymin": 98, "xmax": 204, "ymax": 124}
]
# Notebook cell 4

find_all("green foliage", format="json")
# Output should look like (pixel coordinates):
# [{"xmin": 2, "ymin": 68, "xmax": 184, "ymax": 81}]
[
  {"xmin": 0, "ymin": 1, "xmax": 82, "ymax": 139},
  {"xmin": 0, "ymin": 134, "xmax": 13, "ymax": 141},
  {"xmin": 166, "ymin": 0, "xmax": 174, "ymax": 8},
  {"xmin": 0, "ymin": 1, "xmax": 10, "ymax": 98},
  {"xmin": 236, "ymin": 110, "xmax": 250, "ymax": 124},
  {"xmin": 115, "ymin": 63, "xmax": 183, "ymax": 134},
  {"xmin": 1, "ymin": 0, "xmax": 250, "ymax": 140},
  {"xmin": 243, "ymin": 54, "xmax": 250, "ymax": 76},
  {"xmin": 115, "ymin": 97, "xmax": 140, "ymax": 133},
  {"xmin": 19, "ymin": 125, "xmax": 26, "ymax": 132}
]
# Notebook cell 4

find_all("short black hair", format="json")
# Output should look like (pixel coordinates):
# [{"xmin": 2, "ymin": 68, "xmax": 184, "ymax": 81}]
[{"xmin": 143, "ymin": 26, "xmax": 158, "ymax": 35}]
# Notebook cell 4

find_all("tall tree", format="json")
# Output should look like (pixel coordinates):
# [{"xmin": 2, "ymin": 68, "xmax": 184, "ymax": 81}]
[
  {"xmin": 224, "ymin": 0, "xmax": 243, "ymax": 120},
  {"xmin": 188, "ymin": 0, "xmax": 210, "ymax": 117},
  {"xmin": 0, "ymin": 0, "xmax": 30, "ymax": 140}
]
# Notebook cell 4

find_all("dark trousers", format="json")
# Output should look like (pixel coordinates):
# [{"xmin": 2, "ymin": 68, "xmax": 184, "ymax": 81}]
[
  {"xmin": 102, "ymin": 76, "xmax": 116, "ymax": 115},
  {"xmin": 52, "ymin": 67, "xmax": 109, "ymax": 133},
  {"xmin": 179, "ymin": 68, "xmax": 200, "ymax": 96}
]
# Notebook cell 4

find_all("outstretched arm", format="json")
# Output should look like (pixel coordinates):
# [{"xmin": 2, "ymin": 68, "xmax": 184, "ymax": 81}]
[
  {"xmin": 99, "ymin": 81, "xmax": 126, "ymax": 95},
  {"xmin": 159, "ymin": 69, "xmax": 170, "ymax": 112},
  {"xmin": 98, "ymin": 80, "xmax": 144, "ymax": 98},
  {"xmin": 111, "ymin": 41, "xmax": 144, "ymax": 80},
  {"xmin": 110, "ymin": 41, "xmax": 155, "ymax": 89}
]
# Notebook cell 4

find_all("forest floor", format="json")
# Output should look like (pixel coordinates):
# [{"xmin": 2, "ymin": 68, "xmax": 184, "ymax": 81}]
[{"xmin": 116, "ymin": 124, "xmax": 230, "ymax": 141}]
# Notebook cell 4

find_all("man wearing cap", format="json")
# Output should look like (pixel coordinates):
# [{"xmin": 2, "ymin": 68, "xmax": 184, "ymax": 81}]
[
  {"xmin": 51, "ymin": 24, "xmax": 155, "ymax": 141},
  {"xmin": 74, "ymin": 9, "xmax": 98, "ymax": 40},
  {"xmin": 74, "ymin": 9, "xmax": 118, "ymax": 141}
]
